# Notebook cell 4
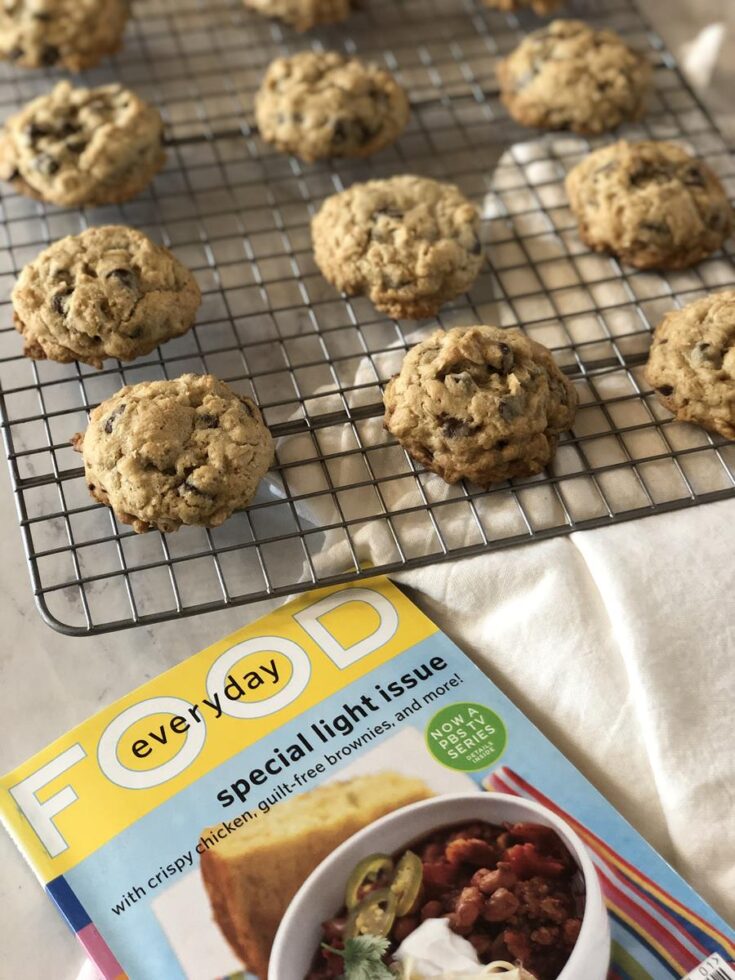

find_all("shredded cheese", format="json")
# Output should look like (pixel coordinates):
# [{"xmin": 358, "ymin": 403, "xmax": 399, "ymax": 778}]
[{"xmin": 400, "ymin": 956, "xmax": 537, "ymax": 979}]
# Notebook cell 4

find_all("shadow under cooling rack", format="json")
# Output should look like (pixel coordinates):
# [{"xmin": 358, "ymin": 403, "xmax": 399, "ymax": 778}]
[{"xmin": 0, "ymin": 0, "xmax": 733, "ymax": 633}]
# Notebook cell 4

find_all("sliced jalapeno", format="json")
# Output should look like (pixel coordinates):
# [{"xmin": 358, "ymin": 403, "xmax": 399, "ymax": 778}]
[
  {"xmin": 345, "ymin": 887, "xmax": 398, "ymax": 940},
  {"xmin": 345, "ymin": 853, "xmax": 394, "ymax": 910},
  {"xmin": 390, "ymin": 850, "xmax": 423, "ymax": 916}
]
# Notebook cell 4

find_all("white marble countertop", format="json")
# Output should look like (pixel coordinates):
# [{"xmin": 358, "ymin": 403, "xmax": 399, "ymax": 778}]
[{"xmin": 1, "ymin": 3, "xmax": 734, "ymax": 979}]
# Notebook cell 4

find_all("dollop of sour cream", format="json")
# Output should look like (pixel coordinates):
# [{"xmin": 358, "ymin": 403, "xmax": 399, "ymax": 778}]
[
  {"xmin": 393, "ymin": 918, "xmax": 481, "ymax": 975},
  {"xmin": 393, "ymin": 918, "xmax": 536, "ymax": 980}
]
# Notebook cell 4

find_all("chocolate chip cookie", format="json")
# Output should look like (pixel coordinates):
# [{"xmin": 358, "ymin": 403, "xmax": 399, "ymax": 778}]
[
  {"xmin": 0, "ymin": 81, "xmax": 165, "ymax": 207},
  {"xmin": 497, "ymin": 19, "xmax": 651, "ymax": 134},
  {"xmin": 13, "ymin": 226, "xmax": 201, "ymax": 369},
  {"xmin": 0, "ymin": 0, "xmax": 130, "ymax": 72},
  {"xmin": 312, "ymin": 175, "xmax": 483, "ymax": 320},
  {"xmin": 566, "ymin": 140, "xmax": 733, "ymax": 269},
  {"xmin": 72, "ymin": 375, "xmax": 274, "ymax": 533},
  {"xmin": 484, "ymin": 0, "xmax": 563, "ymax": 13},
  {"xmin": 255, "ymin": 51, "xmax": 409, "ymax": 163},
  {"xmin": 243, "ymin": 0, "xmax": 352, "ymax": 32},
  {"xmin": 384, "ymin": 325, "xmax": 578, "ymax": 485},
  {"xmin": 645, "ymin": 291, "xmax": 735, "ymax": 440}
]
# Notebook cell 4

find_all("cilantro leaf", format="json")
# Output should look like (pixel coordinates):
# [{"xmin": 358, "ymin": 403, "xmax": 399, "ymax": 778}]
[{"xmin": 323, "ymin": 934, "xmax": 395, "ymax": 980}]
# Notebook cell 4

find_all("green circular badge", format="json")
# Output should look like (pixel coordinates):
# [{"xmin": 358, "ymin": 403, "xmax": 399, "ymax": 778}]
[{"xmin": 425, "ymin": 702, "xmax": 507, "ymax": 772}]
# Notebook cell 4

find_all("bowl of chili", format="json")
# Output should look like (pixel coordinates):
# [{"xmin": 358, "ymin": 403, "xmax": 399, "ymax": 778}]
[{"xmin": 269, "ymin": 792, "xmax": 610, "ymax": 980}]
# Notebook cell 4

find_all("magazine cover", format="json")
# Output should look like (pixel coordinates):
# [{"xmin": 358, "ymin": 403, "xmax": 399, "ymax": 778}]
[{"xmin": 0, "ymin": 577, "xmax": 732, "ymax": 980}]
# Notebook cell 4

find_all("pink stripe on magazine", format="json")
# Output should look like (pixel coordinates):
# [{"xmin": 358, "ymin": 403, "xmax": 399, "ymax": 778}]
[{"xmin": 76, "ymin": 924, "xmax": 127, "ymax": 980}]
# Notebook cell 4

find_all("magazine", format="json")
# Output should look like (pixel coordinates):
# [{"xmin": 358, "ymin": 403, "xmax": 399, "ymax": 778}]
[{"xmin": 1, "ymin": 577, "xmax": 732, "ymax": 980}]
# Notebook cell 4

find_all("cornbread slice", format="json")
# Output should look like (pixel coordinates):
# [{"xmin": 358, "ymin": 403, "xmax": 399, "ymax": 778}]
[{"xmin": 200, "ymin": 772, "xmax": 432, "ymax": 978}]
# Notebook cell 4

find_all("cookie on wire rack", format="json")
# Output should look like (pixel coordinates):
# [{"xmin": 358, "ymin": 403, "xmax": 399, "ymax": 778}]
[
  {"xmin": 497, "ymin": 19, "xmax": 651, "ymax": 134},
  {"xmin": 645, "ymin": 291, "xmax": 735, "ymax": 440},
  {"xmin": 384, "ymin": 325, "xmax": 578, "ymax": 486},
  {"xmin": 484, "ymin": 0, "xmax": 563, "ymax": 13},
  {"xmin": 311, "ymin": 175, "xmax": 483, "ymax": 320},
  {"xmin": 255, "ymin": 50, "xmax": 409, "ymax": 163},
  {"xmin": 0, "ymin": 81, "xmax": 164, "ymax": 207},
  {"xmin": 12, "ymin": 226, "xmax": 201, "ymax": 369},
  {"xmin": 0, "ymin": 0, "xmax": 131, "ymax": 72},
  {"xmin": 72, "ymin": 375, "xmax": 274, "ymax": 534},
  {"xmin": 242, "ymin": 0, "xmax": 353, "ymax": 31},
  {"xmin": 565, "ymin": 140, "xmax": 733, "ymax": 270}
]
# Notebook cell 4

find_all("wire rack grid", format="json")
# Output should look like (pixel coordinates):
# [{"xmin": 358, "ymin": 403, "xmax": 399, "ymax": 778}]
[{"xmin": 0, "ymin": 0, "xmax": 733, "ymax": 635}]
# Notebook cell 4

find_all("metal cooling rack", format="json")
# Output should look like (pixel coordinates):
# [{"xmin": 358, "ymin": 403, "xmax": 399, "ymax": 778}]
[{"xmin": 0, "ymin": 0, "xmax": 733, "ymax": 635}]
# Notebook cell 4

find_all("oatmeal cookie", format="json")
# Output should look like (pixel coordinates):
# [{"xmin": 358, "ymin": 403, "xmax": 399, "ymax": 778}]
[
  {"xmin": 645, "ymin": 291, "xmax": 735, "ymax": 439},
  {"xmin": 255, "ymin": 51, "xmax": 408, "ymax": 163},
  {"xmin": 243, "ymin": 0, "xmax": 352, "ymax": 32},
  {"xmin": 13, "ymin": 226, "xmax": 201, "ymax": 368},
  {"xmin": 484, "ymin": 0, "xmax": 562, "ymax": 13},
  {"xmin": 565, "ymin": 140, "xmax": 733, "ymax": 269},
  {"xmin": 497, "ymin": 19, "xmax": 651, "ymax": 134},
  {"xmin": 312, "ymin": 175, "xmax": 483, "ymax": 319},
  {"xmin": 383, "ymin": 325, "xmax": 578, "ymax": 485},
  {"xmin": 0, "ymin": 0, "xmax": 130, "ymax": 72},
  {"xmin": 72, "ymin": 375, "xmax": 274, "ymax": 533},
  {"xmin": 0, "ymin": 81, "xmax": 165, "ymax": 207}
]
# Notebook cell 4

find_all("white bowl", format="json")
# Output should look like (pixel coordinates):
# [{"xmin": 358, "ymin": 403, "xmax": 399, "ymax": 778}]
[{"xmin": 269, "ymin": 792, "xmax": 610, "ymax": 980}]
